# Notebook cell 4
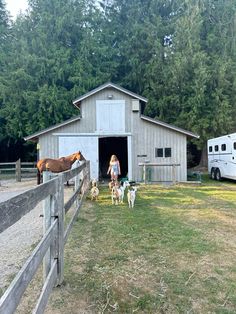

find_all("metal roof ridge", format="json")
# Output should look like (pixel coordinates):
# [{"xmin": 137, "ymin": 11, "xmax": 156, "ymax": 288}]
[{"xmin": 73, "ymin": 82, "xmax": 148, "ymax": 105}]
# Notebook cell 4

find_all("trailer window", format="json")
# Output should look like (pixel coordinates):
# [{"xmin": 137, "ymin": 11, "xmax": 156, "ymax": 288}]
[
  {"xmin": 209, "ymin": 146, "xmax": 212, "ymax": 152},
  {"xmin": 234, "ymin": 142, "xmax": 236, "ymax": 150},
  {"xmin": 214, "ymin": 145, "xmax": 219, "ymax": 152},
  {"xmin": 221, "ymin": 144, "xmax": 226, "ymax": 151}
]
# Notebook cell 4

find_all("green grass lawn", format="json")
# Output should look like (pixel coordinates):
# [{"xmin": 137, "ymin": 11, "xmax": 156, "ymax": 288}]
[{"xmin": 45, "ymin": 178, "xmax": 236, "ymax": 314}]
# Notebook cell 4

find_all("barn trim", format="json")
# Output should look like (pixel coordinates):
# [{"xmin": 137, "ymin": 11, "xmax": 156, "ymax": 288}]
[
  {"xmin": 141, "ymin": 115, "xmax": 199, "ymax": 139},
  {"xmin": 72, "ymin": 82, "xmax": 148, "ymax": 107},
  {"xmin": 24, "ymin": 115, "xmax": 81, "ymax": 141}
]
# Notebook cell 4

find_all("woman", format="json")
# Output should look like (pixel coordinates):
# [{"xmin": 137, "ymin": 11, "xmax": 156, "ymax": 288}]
[{"xmin": 107, "ymin": 155, "xmax": 121, "ymax": 181}]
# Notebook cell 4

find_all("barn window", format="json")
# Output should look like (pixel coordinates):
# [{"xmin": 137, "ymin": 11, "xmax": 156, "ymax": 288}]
[
  {"xmin": 155, "ymin": 147, "xmax": 172, "ymax": 158},
  {"xmin": 165, "ymin": 147, "xmax": 171, "ymax": 157},
  {"xmin": 155, "ymin": 148, "xmax": 163, "ymax": 157},
  {"xmin": 214, "ymin": 145, "xmax": 219, "ymax": 152},
  {"xmin": 209, "ymin": 146, "xmax": 213, "ymax": 152},
  {"xmin": 234, "ymin": 142, "xmax": 236, "ymax": 150},
  {"xmin": 221, "ymin": 144, "xmax": 226, "ymax": 151}
]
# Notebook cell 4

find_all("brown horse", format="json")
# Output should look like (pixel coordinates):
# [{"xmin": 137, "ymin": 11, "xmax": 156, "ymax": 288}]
[{"xmin": 37, "ymin": 151, "xmax": 85, "ymax": 184}]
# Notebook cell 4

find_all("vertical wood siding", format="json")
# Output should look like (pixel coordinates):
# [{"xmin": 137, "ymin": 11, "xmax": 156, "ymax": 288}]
[
  {"xmin": 38, "ymin": 87, "xmax": 188, "ymax": 182},
  {"xmin": 131, "ymin": 112, "xmax": 187, "ymax": 182}
]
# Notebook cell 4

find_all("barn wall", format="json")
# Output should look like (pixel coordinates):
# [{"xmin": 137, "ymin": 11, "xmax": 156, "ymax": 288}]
[
  {"xmin": 37, "ymin": 87, "xmax": 188, "ymax": 182},
  {"xmin": 131, "ymin": 112, "xmax": 187, "ymax": 182},
  {"xmin": 38, "ymin": 88, "xmax": 135, "ymax": 159},
  {"xmin": 80, "ymin": 88, "xmax": 133, "ymax": 132}
]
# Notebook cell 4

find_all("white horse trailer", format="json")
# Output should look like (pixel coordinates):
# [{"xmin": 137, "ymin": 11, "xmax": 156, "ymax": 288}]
[{"xmin": 208, "ymin": 133, "xmax": 236, "ymax": 180}]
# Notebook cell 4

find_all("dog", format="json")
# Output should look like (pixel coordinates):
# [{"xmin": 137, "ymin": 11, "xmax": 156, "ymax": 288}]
[
  {"xmin": 90, "ymin": 179, "xmax": 99, "ymax": 200},
  {"xmin": 127, "ymin": 187, "xmax": 137, "ymax": 208},
  {"xmin": 109, "ymin": 179, "xmax": 116, "ymax": 190},
  {"xmin": 117, "ymin": 180, "xmax": 130, "ymax": 203},
  {"xmin": 111, "ymin": 182, "xmax": 120, "ymax": 205},
  {"xmin": 91, "ymin": 186, "xmax": 99, "ymax": 200}
]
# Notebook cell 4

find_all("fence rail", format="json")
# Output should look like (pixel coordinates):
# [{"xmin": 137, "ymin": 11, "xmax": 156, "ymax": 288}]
[
  {"xmin": 0, "ymin": 160, "xmax": 90, "ymax": 314},
  {"xmin": 0, "ymin": 159, "xmax": 37, "ymax": 182},
  {"xmin": 139, "ymin": 162, "xmax": 181, "ymax": 184}
]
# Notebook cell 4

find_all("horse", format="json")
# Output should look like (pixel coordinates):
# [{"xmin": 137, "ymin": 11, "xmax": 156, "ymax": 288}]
[{"xmin": 37, "ymin": 151, "xmax": 85, "ymax": 184}]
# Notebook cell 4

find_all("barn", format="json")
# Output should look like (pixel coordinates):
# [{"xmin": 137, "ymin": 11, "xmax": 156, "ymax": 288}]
[{"xmin": 25, "ymin": 82, "xmax": 199, "ymax": 182}]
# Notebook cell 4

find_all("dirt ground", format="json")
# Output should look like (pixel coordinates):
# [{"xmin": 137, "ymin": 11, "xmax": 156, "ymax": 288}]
[
  {"xmin": 0, "ymin": 179, "xmax": 42, "ymax": 290},
  {"xmin": 0, "ymin": 179, "xmax": 73, "ymax": 292}
]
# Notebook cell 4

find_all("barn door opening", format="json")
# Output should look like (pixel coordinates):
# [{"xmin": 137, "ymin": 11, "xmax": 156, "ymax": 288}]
[{"xmin": 99, "ymin": 137, "xmax": 128, "ymax": 179}]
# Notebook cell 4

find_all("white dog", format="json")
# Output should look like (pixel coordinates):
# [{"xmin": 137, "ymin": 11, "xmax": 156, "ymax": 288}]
[
  {"xmin": 117, "ymin": 180, "xmax": 130, "ymax": 203},
  {"xmin": 127, "ymin": 187, "xmax": 137, "ymax": 208}
]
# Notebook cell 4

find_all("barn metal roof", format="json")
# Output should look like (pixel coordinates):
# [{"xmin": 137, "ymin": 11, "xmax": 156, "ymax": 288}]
[
  {"xmin": 24, "ymin": 83, "xmax": 199, "ymax": 141},
  {"xmin": 73, "ymin": 82, "xmax": 148, "ymax": 107},
  {"xmin": 141, "ymin": 115, "xmax": 199, "ymax": 138},
  {"xmin": 24, "ymin": 115, "xmax": 81, "ymax": 141}
]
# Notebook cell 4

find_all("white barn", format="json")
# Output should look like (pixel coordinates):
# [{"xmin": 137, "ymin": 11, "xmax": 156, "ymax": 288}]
[{"xmin": 25, "ymin": 82, "xmax": 199, "ymax": 182}]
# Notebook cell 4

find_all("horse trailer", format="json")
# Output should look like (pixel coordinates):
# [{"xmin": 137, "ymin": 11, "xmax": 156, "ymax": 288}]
[{"xmin": 208, "ymin": 133, "xmax": 236, "ymax": 181}]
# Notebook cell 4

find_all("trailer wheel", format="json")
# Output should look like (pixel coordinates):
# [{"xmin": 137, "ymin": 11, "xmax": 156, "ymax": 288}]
[
  {"xmin": 210, "ymin": 168, "xmax": 215, "ymax": 180},
  {"xmin": 215, "ymin": 168, "xmax": 222, "ymax": 181}
]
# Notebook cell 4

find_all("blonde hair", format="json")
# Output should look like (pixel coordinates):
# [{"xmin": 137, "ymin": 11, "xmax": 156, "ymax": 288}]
[{"xmin": 110, "ymin": 155, "xmax": 118, "ymax": 163}]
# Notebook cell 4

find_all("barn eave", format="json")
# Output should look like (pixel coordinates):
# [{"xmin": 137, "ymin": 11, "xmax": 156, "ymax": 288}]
[
  {"xmin": 73, "ymin": 82, "xmax": 148, "ymax": 108},
  {"xmin": 141, "ymin": 115, "xmax": 199, "ymax": 139},
  {"xmin": 24, "ymin": 115, "xmax": 81, "ymax": 141}
]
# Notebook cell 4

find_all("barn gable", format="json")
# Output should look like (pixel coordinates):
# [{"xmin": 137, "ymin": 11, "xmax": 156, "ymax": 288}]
[{"xmin": 25, "ymin": 82, "xmax": 199, "ymax": 182}]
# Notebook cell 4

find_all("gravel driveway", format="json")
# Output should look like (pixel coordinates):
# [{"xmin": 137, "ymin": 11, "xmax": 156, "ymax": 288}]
[{"xmin": 0, "ymin": 179, "xmax": 43, "ymax": 290}]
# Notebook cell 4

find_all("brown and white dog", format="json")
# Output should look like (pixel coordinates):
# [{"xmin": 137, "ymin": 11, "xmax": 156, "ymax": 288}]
[
  {"xmin": 91, "ymin": 179, "xmax": 99, "ymax": 201},
  {"xmin": 127, "ymin": 187, "xmax": 137, "ymax": 208},
  {"xmin": 109, "ymin": 179, "xmax": 116, "ymax": 191},
  {"xmin": 111, "ymin": 182, "xmax": 120, "ymax": 205}
]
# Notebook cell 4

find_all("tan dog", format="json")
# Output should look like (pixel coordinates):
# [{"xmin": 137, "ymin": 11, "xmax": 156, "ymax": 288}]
[
  {"xmin": 91, "ymin": 186, "xmax": 99, "ymax": 200},
  {"xmin": 111, "ymin": 183, "xmax": 120, "ymax": 205},
  {"xmin": 91, "ymin": 179, "xmax": 99, "ymax": 200},
  {"xmin": 109, "ymin": 179, "xmax": 116, "ymax": 191}
]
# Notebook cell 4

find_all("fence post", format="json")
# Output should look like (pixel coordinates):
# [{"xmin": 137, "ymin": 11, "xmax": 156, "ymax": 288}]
[
  {"xmin": 15, "ymin": 159, "xmax": 21, "ymax": 182},
  {"xmin": 143, "ymin": 164, "xmax": 146, "ymax": 184},
  {"xmin": 86, "ymin": 160, "xmax": 90, "ymax": 191},
  {"xmin": 57, "ymin": 174, "xmax": 64, "ymax": 285},
  {"xmin": 43, "ymin": 171, "xmax": 52, "ymax": 282},
  {"xmin": 75, "ymin": 168, "xmax": 80, "ymax": 208},
  {"xmin": 172, "ymin": 164, "xmax": 176, "ymax": 184}
]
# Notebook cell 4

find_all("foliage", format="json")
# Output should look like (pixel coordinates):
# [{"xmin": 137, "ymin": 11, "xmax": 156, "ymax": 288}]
[{"xmin": 0, "ymin": 0, "xmax": 236, "ymax": 161}]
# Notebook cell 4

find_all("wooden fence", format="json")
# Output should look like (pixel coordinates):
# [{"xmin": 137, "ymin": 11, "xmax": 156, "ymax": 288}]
[
  {"xmin": 139, "ymin": 162, "xmax": 181, "ymax": 184},
  {"xmin": 0, "ymin": 159, "xmax": 37, "ymax": 182},
  {"xmin": 0, "ymin": 160, "xmax": 90, "ymax": 314}
]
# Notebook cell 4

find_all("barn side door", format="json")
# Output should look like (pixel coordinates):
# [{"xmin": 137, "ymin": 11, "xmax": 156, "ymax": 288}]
[{"xmin": 59, "ymin": 136, "xmax": 98, "ymax": 179}]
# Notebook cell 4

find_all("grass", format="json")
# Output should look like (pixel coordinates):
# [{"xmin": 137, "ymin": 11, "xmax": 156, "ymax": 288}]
[{"xmin": 42, "ymin": 177, "xmax": 236, "ymax": 313}]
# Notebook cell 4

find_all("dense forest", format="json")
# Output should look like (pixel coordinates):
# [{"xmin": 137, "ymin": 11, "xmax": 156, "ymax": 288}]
[{"xmin": 0, "ymin": 0, "xmax": 236, "ymax": 165}]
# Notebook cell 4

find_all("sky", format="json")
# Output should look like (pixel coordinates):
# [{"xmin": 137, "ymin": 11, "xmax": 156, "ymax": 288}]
[{"xmin": 5, "ymin": 0, "xmax": 28, "ymax": 19}]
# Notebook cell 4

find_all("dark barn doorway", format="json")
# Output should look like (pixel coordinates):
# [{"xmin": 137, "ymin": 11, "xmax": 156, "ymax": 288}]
[{"xmin": 99, "ymin": 137, "xmax": 128, "ymax": 179}]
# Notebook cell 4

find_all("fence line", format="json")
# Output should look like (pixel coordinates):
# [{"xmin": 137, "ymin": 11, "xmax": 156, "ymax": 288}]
[
  {"xmin": 0, "ymin": 160, "xmax": 90, "ymax": 314},
  {"xmin": 139, "ymin": 162, "xmax": 181, "ymax": 184},
  {"xmin": 0, "ymin": 159, "xmax": 37, "ymax": 182}
]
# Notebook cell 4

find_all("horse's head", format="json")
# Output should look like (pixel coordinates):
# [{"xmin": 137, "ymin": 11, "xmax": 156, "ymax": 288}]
[{"xmin": 75, "ymin": 151, "xmax": 85, "ymax": 161}]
